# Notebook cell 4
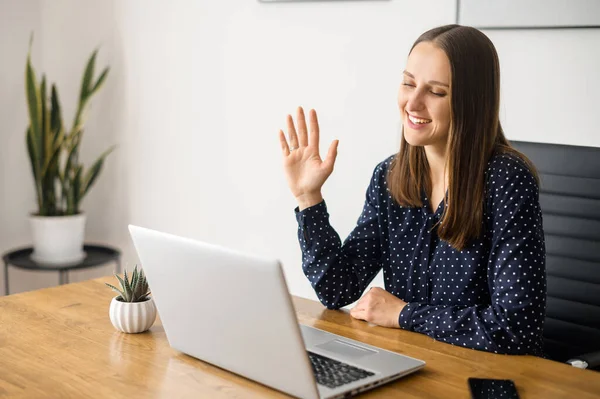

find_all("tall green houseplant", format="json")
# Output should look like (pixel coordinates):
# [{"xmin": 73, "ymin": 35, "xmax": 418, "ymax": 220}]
[{"xmin": 25, "ymin": 37, "xmax": 115, "ymax": 216}]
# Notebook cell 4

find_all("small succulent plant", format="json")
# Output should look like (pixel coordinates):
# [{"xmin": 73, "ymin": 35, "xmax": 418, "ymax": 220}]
[{"xmin": 105, "ymin": 265, "xmax": 151, "ymax": 303}]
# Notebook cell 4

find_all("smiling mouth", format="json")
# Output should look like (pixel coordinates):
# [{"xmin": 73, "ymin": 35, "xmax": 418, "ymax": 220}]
[{"xmin": 407, "ymin": 114, "xmax": 432, "ymax": 125}]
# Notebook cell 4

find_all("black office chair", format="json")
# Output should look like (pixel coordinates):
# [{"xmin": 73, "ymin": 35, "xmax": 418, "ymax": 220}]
[{"xmin": 512, "ymin": 140, "xmax": 600, "ymax": 371}]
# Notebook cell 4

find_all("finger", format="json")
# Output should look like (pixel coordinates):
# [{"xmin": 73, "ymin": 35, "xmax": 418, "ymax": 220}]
[
  {"xmin": 350, "ymin": 307, "xmax": 366, "ymax": 321},
  {"xmin": 286, "ymin": 114, "xmax": 299, "ymax": 148},
  {"xmin": 322, "ymin": 139, "xmax": 339, "ymax": 172},
  {"xmin": 279, "ymin": 129, "xmax": 290, "ymax": 156},
  {"xmin": 353, "ymin": 295, "xmax": 366, "ymax": 308},
  {"xmin": 297, "ymin": 106, "xmax": 308, "ymax": 147},
  {"xmin": 350, "ymin": 299, "xmax": 366, "ymax": 313},
  {"xmin": 351, "ymin": 305, "xmax": 365, "ymax": 315},
  {"xmin": 309, "ymin": 109, "xmax": 320, "ymax": 150}
]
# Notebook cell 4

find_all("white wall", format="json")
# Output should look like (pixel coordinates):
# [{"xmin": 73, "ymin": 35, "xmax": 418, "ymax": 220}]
[
  {"xmin": 490, "ymin": 28, "xmax": 600, "ymax": 147},
  {"xmin": 1, "ymin": 0, "xmax": 599, "ymax": 300},
  {"xmin": 117, "ymin": 0, "xmax": 456, "ymax": 302},
  {"xmin": 0, "ymin": 0, "xmax": 48, "ymax": 293}
]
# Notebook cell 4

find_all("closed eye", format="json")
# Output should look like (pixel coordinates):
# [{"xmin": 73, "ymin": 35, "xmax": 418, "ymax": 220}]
[{"xmin": 403, "ymin": 83, "xmax": 446, "ymax": 97}]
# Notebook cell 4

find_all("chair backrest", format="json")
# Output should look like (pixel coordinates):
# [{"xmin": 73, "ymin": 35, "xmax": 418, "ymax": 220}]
[{"xmin": 511, "ymin": 140, "xmax": 600, "ymax": 362}]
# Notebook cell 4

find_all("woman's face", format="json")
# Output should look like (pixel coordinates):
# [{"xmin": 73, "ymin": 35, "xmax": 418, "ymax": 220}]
[{"xmin": 398, "ymin": 41, "xmax": 451, "ymax": 149}]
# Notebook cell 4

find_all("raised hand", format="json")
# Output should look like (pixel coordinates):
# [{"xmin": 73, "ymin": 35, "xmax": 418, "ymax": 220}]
[{"xmin": 279, "ymin": 107, "xmax": 339, "ymax": 210}]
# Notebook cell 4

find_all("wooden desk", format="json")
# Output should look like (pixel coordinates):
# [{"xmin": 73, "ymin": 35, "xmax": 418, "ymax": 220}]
[{"xmin": 1, "ymin": 278, "xmax": 598, "ymax": 398}]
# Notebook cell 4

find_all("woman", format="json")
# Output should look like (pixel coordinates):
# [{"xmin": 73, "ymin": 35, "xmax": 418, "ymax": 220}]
[{"xmin": 278, "ymin": 25, "xmax": 546, "ymax": 356}]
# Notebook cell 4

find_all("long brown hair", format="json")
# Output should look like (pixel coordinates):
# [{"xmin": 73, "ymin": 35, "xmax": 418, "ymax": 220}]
[{"xmin": 387, "ymin": 25, "xmax": 538, "ymax": 251}]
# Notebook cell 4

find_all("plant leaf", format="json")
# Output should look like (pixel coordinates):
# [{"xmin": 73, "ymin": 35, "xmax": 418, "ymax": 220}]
[
  {"xmin": 25, "ymin": 44, "xmax": 42, "ymax": 172},
  {"xmin": 64, "ymin": 129, "xmax": 82, "ymax": 178},
  {"xmin": 72, "ymin": 49, "xmax": 98, "ymax": 133},
  {"xmin": 65, "ymin": 165, "xmax": 81, "ymax": 215},
  {"xmin": 123, "ymin": 269, "xmax": 133, "ymax": 302},
  {"xmin": 137, "ymin": 274, "xmax": 147, "ymax": 293},
  {"xmin": 105, "ymin": 283, "xmax": 125, "ymax": 298},
  {"xmin": 50, "ymin": 84, "xmax": 64, "ymax": 148},
  {"xmin": 79, "ymin": 145, "xmax": 116, "ymax": 201},
  {"xmin": 41, "ymin": 136, "xmax": 63, "ymax": 180},
  {"xmin": 62, "ymin": 139, "xmax": 79, "ymax": 214},
  {"xmin": 72, "ymin": 166, "xmax": 82, "ymax": 214},
  {"xmin": 40, "ymin": 75, "xmax": 50, "ymax": 163},
  {"xmin": 79, "ymin": 50, "xmax": 96, "ymax": 104},
  {"xmin": 26, "ymin": 128, "xmax": 38, "ymax": 181},
  {"xmin": 131, "ymin": 266, "xmax": 138, "ymax": 293},
  {"xmin": 114, "ymin": 273, "xmax": 130, "ymax": 302},
  {"xmin": 26, "ymin": 128, "xmax": 43, "ymax": 213},
  {"xmin": 90, "ymin": 67, "xmax": 109, "ymax": 95},
  {"xmin": 137, "ymin": 295, "xmax": 150, "ymax": 302},
  {"xmin": 134, "ymin": 267, "xmax": 148, "ymax": 301}
]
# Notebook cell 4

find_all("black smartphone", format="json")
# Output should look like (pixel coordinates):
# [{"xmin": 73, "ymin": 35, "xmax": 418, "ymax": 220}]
[{"xmin": 468, "ymin": 377, "xmax": 520, "ymax": 399}]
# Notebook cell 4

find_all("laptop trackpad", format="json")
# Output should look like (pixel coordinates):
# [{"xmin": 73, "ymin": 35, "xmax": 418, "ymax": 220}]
[{"xmin": 316, "ymin": 339, "xmax": 377, "ymax": 359}]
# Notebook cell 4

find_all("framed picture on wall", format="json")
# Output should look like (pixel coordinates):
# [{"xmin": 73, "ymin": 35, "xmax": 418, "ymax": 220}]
[
  {"xmin": 458, "ymin": 0, "xmax": 600, "ymax": 29},
  {"xmin": 259, "ymin": 0, "xmax": 390, "ymax": 2}
]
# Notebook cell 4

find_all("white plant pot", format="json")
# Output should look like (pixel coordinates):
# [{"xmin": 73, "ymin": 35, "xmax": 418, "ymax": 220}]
[
  {"xmin": 29, "ymin": 213, "xmax": 87, "ymax": 265},
  {"xmin": 109, "ymin": 297, "xmax": 157, "ymax": 333}
]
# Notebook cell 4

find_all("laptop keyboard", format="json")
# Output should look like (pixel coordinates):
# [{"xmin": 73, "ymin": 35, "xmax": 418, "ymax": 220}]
[{"xmin": 307, "ymin": 351, "xmax": 375, "ymax": 389}]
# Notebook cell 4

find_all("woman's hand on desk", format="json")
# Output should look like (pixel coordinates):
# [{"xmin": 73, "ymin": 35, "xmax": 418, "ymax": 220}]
[
  {"xmin": 279, "ymin": 106, "xmax": 339, "ymax": 210},
  {"xmin": 349, "ymin": 287, "xmax": 408, "ymax": 328}
]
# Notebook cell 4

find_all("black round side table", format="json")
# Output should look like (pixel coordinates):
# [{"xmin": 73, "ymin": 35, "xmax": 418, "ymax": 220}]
[{"xmin": 2, "ymin": 244, "xmax": 121, "ymax": 295}]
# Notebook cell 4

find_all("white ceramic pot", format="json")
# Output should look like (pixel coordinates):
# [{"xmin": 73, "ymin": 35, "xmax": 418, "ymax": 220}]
[
  {"xmin": 109, "ymin": 297, "xmax": 157, "ymax": 333},
  {"xmin": 29, "ymin": 213, "xmax": 86, "ymax": 265}
]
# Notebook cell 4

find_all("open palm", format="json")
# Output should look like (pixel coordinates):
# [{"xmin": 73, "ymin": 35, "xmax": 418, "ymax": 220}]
[{"xmin": 279, "ymin": 107, "xmax": 339, "ymax": 201}]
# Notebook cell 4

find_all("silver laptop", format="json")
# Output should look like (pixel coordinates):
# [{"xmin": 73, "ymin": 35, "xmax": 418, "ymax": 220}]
[{"xmin": 128, "ymin": 225, "xmax": 425, "ymax": 399}]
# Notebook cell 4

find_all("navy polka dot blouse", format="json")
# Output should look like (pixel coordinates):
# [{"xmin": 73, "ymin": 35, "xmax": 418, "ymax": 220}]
[{"xmin": 295, "ymin": 153, "xmax": 547, "ymax": 356}]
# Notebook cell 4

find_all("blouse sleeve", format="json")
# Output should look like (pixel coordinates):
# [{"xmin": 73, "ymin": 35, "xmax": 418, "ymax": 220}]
[{"xmin": 295, "ymin": 162, "xmax": 386, "ymax": 309}]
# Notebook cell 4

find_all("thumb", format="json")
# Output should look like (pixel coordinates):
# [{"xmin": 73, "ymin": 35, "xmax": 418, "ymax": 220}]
[{"xmin": 323, "ymin": 139, "xmax": 339, "ymax": 171}]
